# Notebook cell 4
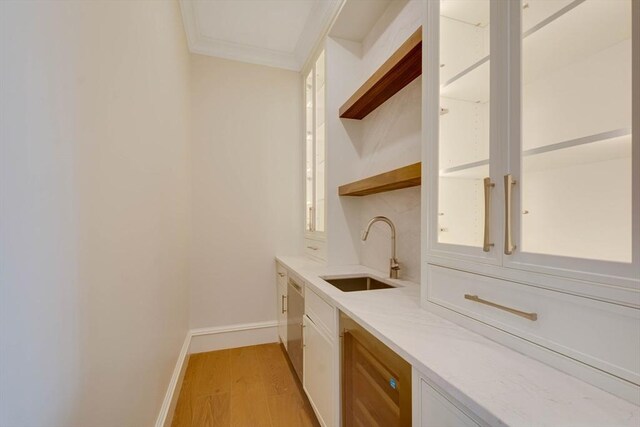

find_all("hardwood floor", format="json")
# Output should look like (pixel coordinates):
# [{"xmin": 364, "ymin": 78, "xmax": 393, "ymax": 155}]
[{"xmin": 171, "ymin": 343, "xmax": 320, "ymax": 427}]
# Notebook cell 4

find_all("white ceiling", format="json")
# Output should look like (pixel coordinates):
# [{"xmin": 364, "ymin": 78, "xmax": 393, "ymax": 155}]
[
  {"xmin": 180, "ymin": 0, "xmax": 342, "ymax": 71},
  {"xmin": 329, "ymin": 0, "xmax": 391, "ymax": 42}
]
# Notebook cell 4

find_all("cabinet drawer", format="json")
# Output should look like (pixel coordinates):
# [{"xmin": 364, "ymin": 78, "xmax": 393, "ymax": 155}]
[
  {"xmin": 420, "ymin": 379, "xmax": 479, "ymax": 427},
  {"xmin": 305, "ymin": 237, "xmax": 326, "ymax": 261},
  {"xmin": 276, "ymin": 262, "xmax": 288, "ymax": 288},
  {"xmin": 426, "ymin": 265, "xmax": 640, "ymax": 385},
  {"xmin": 305, "ymin": 286, "xmax": 336, "ymax": 337}
]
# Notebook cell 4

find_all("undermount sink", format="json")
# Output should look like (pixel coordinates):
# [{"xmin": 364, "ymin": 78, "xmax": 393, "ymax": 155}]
[{"xmin": 322, "ymin": 275, "xmax": 396, "ymax": 292}]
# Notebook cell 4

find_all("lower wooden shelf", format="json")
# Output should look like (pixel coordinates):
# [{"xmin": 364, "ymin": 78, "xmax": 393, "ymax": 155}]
[{"xmin": 338, "ymin": 163, "xmax": 421, "ymax": 196}]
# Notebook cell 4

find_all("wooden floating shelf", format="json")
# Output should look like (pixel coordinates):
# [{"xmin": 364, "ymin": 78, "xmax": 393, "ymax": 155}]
[
  {"xmin": 339, "ymin": 163, "xmax": 422, "ymax": 197},
  {"xmin": 339, "ymin": 27, "xmax": 422, "ymax": 120}
]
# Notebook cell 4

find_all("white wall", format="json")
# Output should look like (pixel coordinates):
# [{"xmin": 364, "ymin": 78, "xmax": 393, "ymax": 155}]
[
  {"xmin": 325, "ymin": 36, "xmax": 365, "ymax": 266},
  {"xmin": 0, "ymin": 1, "xmax": 191, "ymax": 426},
  {"xmin": 189, "ymin": 54, "xmax": 302, "ymax": 329}
]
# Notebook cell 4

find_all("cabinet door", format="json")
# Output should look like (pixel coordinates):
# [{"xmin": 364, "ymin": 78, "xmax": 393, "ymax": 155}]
[
  {"xmin": 420, "ymin": 379, "xmax": 479, "ymax": 427},
  {"xmin": 503, "ymin": 0, "xmax": 639, "ymax": 288},
  {"xmin": 425, "ymin": 0, "xmax": 502, "ymax": 265},
  {"xmin": 304, "ymin": 49, "xmax": 326, "ymax": 246},
  {"xmin": 303, "ymin": 315, "xmax": 335, "ymax": 427},
  {"xmin": 277, "ymin": 280, "xmax": 287, "ymax": 349}
]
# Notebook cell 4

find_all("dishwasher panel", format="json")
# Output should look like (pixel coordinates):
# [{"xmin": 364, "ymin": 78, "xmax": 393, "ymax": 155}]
[
  {"xmin": 341, "ymin": 312, "xmax": 412, "ymax": 427},
  {"xmin": 287, "ymin": 278, "xmax": 304, "ymax": 381}
]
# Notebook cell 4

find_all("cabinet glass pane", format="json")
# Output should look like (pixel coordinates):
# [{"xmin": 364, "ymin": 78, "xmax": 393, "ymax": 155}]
[
  {"xmin": 438, "ymin": 0, "xmax": 490, "ymax": 247},
  {"xmin": 314, "ymin": 52, "xmax": 326, "ymax": 232},
  {"xmin": 305, "ymin": 71, "xmax": 314, "ymax": 232},
  {"xmin": 520, "ymin": 0, "xmax": 632, "ymax": 262}
]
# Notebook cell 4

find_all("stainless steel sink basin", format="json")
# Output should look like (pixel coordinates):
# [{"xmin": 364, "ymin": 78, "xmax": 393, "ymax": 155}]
[{"xmin": 322, "ymin": 276, "xmax": 395, "ymax": 292}]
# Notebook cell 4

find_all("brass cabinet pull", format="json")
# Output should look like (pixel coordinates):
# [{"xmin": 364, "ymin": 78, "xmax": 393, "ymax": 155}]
[
  {"xmin": 308, "ymin": 206, "xmax": 314, "ymax": 232},
  {"xmin": 483, "ymin": 177, "xmax": 495, "ymax": 252},
  {"xmin": 465, "ymin": 294, "xmax": 537, "ymax": 321},
  {"xmin": 281, "ymin": 295, "xmax": 287, "ymax": 314},
  {"xmin": 307, "ymin": 246, "xmax": 319, "ymax": 251},
  {"xmin": 503, "ymin": 174, "xmax": 516, "ymax": 255},
  {"xmin": 277, "ymin": 272, "xmax": 285, "ymax": 277}
]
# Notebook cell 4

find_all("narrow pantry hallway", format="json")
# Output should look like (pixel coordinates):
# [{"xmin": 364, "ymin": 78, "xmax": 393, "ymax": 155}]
[{"xmin": 171, "ymin": 344, "xmax": 320, "ymax": 427}]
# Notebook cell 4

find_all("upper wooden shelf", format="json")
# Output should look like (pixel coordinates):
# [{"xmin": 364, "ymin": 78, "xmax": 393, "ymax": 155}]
[
  {"xmin": 339, "ymin": 163, "xmax": 421, "ymax": 197},
  {"xmin": 339, "ymin": 27, "xmax": 422, "ymax": 120}
]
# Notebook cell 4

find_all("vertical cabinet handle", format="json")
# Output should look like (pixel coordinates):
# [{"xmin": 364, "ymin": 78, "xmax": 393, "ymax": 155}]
[
  {"xmin": 504, "ymin": 174, "xmax": 517, "ymax": 255},
  {"xmin": 483, "ymin": 177, "xmax": 495, "ymax": 252},
  {"xmin": 281, "ymin": 295, "xmax": 287, "ymax": 314},
  {"xmin": 308, "ymin": 206, "xmax": 314, "ymax": 232}
]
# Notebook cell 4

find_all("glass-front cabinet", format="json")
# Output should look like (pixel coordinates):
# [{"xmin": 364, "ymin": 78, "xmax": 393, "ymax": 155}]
[
  {"xmin": 426, "ymin": 0, "xmax": 638, "ymax": 291},
  {"xmin": 436, "ymin": 0, "xmax": 496, "ymax": 263},
  {"xmin": 508, "ymin": 0, "xmax": 636, "ymax": 284},
  {"xmin": 304, "ymin": 50, "xmax": 327, "ymax": 259}
]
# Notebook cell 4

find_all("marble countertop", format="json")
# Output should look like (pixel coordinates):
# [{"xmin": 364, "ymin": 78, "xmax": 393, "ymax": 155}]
[{"xmin": 276, "ymin": 255, "xmax": 640, "ymax": 427}]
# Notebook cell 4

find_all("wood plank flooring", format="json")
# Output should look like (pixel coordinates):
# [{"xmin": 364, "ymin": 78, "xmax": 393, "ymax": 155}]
[{"xmin": 171, "ymin": 343, "xmax": 320, "ymax": 427}]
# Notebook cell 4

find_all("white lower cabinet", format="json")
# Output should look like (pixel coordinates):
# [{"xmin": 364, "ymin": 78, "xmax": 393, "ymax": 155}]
[
  {"xmin": 276, "ymin": 263, "xmax": 287, "ymax": 349},
  {"xmin": 414, "ymin": 370, "xmax": 482, "ymax": 427},
  {"xmin": 303, "ymin": 314, "xmax": 335, "ymax": 427},
  {"xmin": 426, "ymin": 265, "xmax": 640, "ymax": 386}
]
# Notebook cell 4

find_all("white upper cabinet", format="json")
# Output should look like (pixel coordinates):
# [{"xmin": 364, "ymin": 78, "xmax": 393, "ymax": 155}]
[
  {"xmin": 425, "ymin": 0, "xmax": 639, "ymax": 295},
  {"xmin": 433, "ymin": 0, "xmax": 498, "ymax": 265},
  {"xmin": 305, "ymin": 50, "xmax": 326, "ymax": 237},
  {"xmin": 304, "ymin": 49, "xmax": 327, "ymax": 261},
  {"xmin": 506, "ymin": 0, "xmax": 636, "ymax": 287}
]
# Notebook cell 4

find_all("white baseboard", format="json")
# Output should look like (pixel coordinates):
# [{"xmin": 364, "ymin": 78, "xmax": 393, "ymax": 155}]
[
  {"xmin": 155, "ymin": 334, "xmax": 190, "ymax": 427},
  {"xmin": 155, "ymin": 320, "xmax": 279, "ymax": 427},
  {"xmin": 189, "ymin": 320, "xmax": 278, "ymax": 354}
]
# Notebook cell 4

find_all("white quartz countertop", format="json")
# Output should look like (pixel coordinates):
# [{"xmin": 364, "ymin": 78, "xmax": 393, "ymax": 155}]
[{"xmin": 276, "ymin": 255, "xmax": 640, "ymax": 427}]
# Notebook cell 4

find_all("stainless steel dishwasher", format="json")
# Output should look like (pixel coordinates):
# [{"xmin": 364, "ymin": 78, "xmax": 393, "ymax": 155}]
[{"xmin": 287, "ymin": 277, "xmax": 304, "ymax": 381}]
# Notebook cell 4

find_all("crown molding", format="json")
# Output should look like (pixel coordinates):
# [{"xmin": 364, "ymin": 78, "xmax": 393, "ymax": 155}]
[
  {"xmin": 295, "ymin": 0, "xmax": 344, "ymax": 70},
  {"xmin": 191, "ymin": 35, "xmax": 301, "ymax": 70},
  {"xmin": 179, "ymin": 0, "xmax": 343, "ymax": 71}
]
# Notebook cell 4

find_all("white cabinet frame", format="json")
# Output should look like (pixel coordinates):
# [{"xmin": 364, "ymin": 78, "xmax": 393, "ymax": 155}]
[{"xmin": 424, "ymin": 0, "xmax": 505, "ymax": 268}]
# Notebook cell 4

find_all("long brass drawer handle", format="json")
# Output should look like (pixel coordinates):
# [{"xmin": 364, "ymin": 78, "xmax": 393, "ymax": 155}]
[
  {"xmin": 281, "ymin": 295, "xmax": 287, "ymax": 314},
  {"xmin": 464, "ymin": 294, "xmax": 538, "ymax": 321},
  {"xmin": 483, "ymin": 177, "xmax": 495, "ymax": 252}
]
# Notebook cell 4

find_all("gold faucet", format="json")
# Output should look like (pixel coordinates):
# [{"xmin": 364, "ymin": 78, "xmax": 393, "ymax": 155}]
[{"xmin": 362, "ymin": 216, "xmax": 400, "ymax": 279}]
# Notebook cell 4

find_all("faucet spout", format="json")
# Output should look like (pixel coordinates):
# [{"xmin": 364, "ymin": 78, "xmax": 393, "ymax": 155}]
[{"xmin": 362, "ymin": 216, "xmax": 400, "ymax": 279}]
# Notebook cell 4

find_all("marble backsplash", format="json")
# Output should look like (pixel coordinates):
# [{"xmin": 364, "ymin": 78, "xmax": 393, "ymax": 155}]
[
  {"xmin": 359, "ymin": 186, "xmax": 421, "ymax": 282},
  {"xmin": 357, "ymin": 78, "xmax": 421, "ymax": 282}
]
